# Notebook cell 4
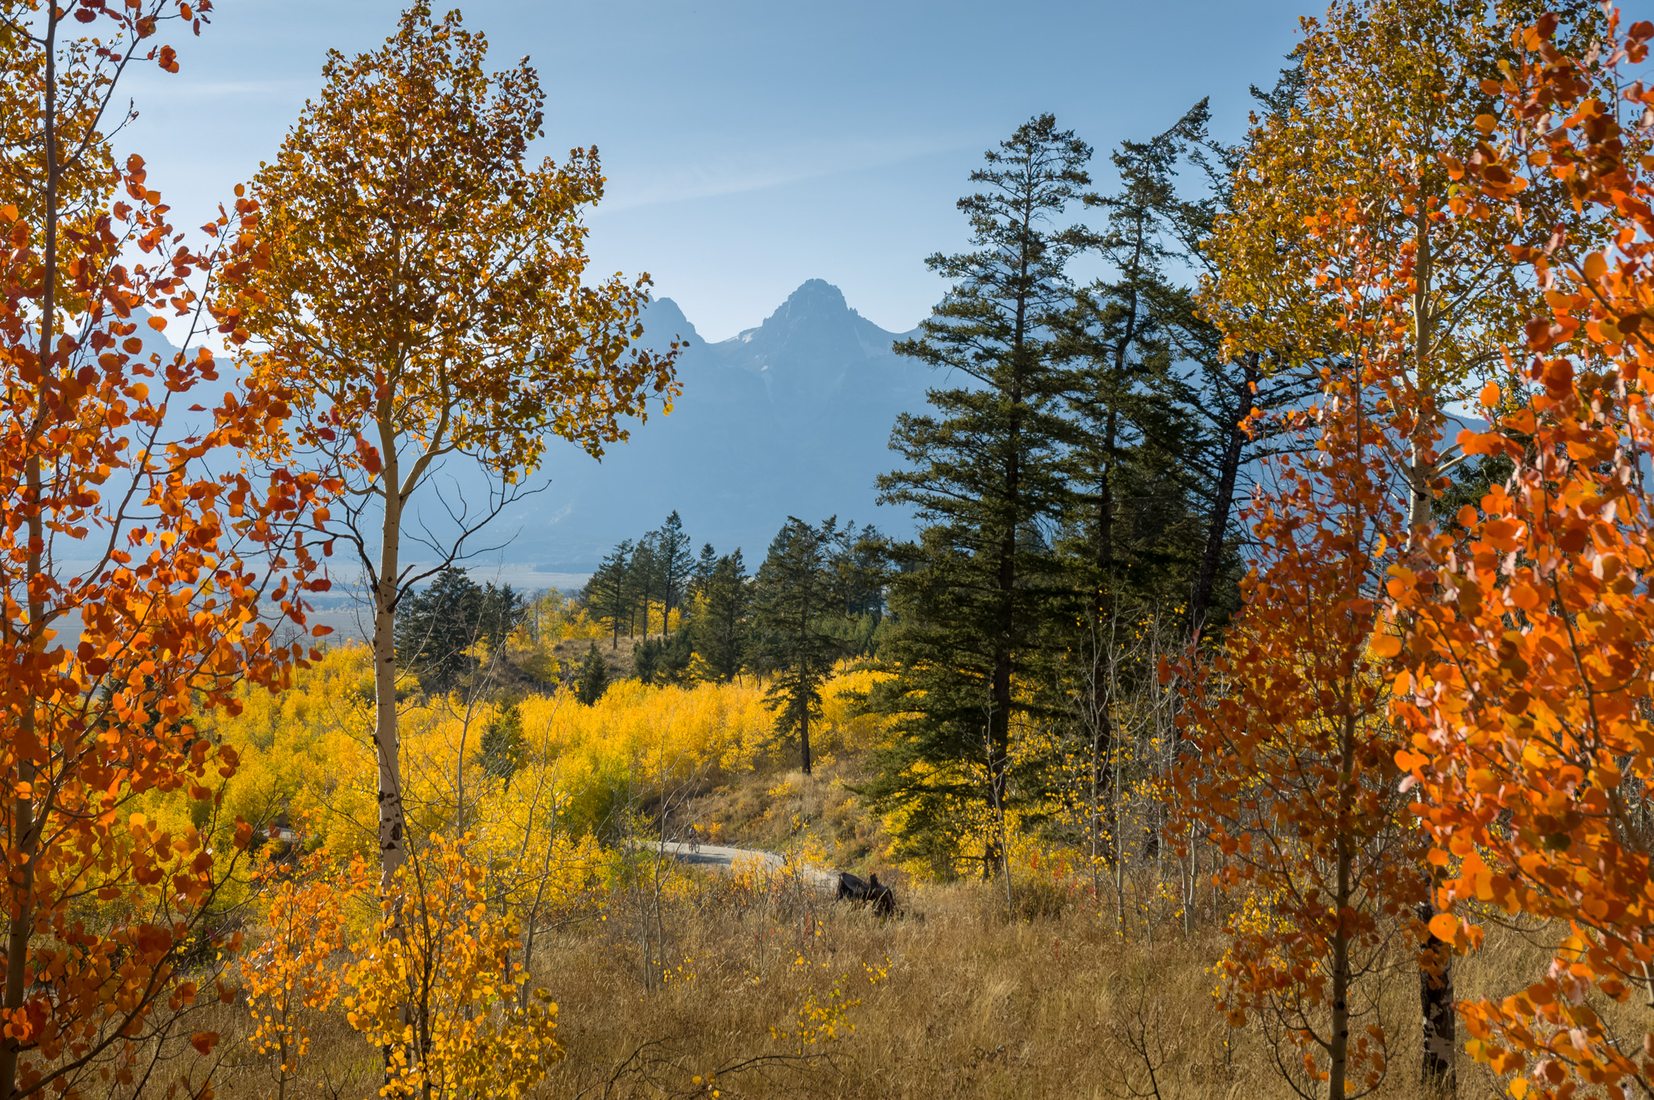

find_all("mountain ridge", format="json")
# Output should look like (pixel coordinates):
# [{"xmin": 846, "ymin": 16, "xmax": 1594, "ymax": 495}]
[{"xmin": 507, "ymin": 279, "xmax": 928, "ymax": 569}]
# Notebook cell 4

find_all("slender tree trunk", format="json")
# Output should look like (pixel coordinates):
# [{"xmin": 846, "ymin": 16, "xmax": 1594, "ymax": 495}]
[
  {"xmin": 799, "ymin": 702, "xmax": 811, "ymax": 776},
  {"xmin": 1407, "ymin": 205, "xmax": 1439, "ymax": 542},
  {"xmin": 1084, "ymin": 619, "xmax": 1107, "ymax": 895},
  {"xmin": 1418, "ymin": 896, "xmax": 1457, "ymax": 1093},
  {"xmin": 1191, "ymin": 353, "xmax": 1258, "ymax": 637},
  {"xmin": 1408, "ymin": 206, "xmax": 1456, "ymax": 1097},
  {"xmin": 1, "ymin": 19, "xmax": 58, "ymax": 1093},
  {"xmin": 984, "ymin": 461, "xmax": 1016, "ymax": 884},
  {"xmin": 0, "ymin": 761, "xmax": 37, "ymax": 1100},
  {"xmin": 1328, "ymin": 712, "xmax": 1358, "ymax": 1100},
  {"xmin": 0, "ymin": 349, "xmax": 43, "ymax": 1100},
  {"xmin": 986, "ymin": 214, "xmax": 1031, "ymax": 882},
  {"xmin": 1329, "ymin": 904, "xmax": 1351, "ymax": 1099},
  {"xmin": 988, "ymin": 477, "xmax": 1015, "ymax": 881},
  {"xmin": 374, "ymin": 410, "xmax": 408, "ymax": 907},
  {"xmin": 1089, "ymin": 647, "xmax": 1117, "ymax": 866},
  {"xmin": 797, "ymin": 595, "xmax": 812, "ymax": 774},
  {"xmin": 1112, "ymin": 746, "xmax": 1126, "ymax": 939},
  {"xmin": 1085, "ymin": 231, "xmax": 1142, "ymax": 862},
  {"xmin": 1410, "ymin": 420, "xmax": 1456, "ymax": 1093},
  {"xmin": 368, "ymin": 433, "xmax": 415, "ymax": 1091},
  {"xmin": 1093, "ymin": 404, "xmax": 1120, "ymax": 860},
  {"xmin": 1088, "ymin": 705, "xmax": 1103, "ymax": 898}
]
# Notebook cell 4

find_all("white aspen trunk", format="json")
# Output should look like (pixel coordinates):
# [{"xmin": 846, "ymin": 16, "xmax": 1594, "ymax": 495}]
[
  {"xmin": 374, "ymin": 406, "xmax": 407, "ymax": 909},
  {"xmin": 1408, "ymin": 206, "xmax": 1440, "ymax": 542}
]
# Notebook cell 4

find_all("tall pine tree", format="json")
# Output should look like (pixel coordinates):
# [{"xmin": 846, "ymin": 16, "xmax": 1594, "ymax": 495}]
[
  {"xmin": 826, "ymin": 521, "xmax": 887, "ymax": 657},
  {"xmin": 1169, "ymin": 82, "xmax": 1321, "ymax": 638},
  {"xmin": 655, "ymin": 510, "xmax": 694, "ymax": 627},
  {"xmin": 872, "ymin": 115, "xmax": 1092, "ymax": 876},
  {"xmin": 585, "ymin": 540, "xmax": 635, "ymax": 650},
  {"xmin": 692, "ymin": 550, "xmax": 750, "ymax": 683},
  {"xmin": 1045, "ymin": 107, "xmax": 1217, "ymax": 865},
  {"xmin": 692, "ymin": 542, "xmax": 719, "ymax": 598},
  {"xmin": 751, "ymin": 519, "xmax": 845, "ymax": 775},
  {"xmin": 629, "ymin": 534, "xmax": 659, "ymax": 636},
  {"xmin": 1055, "ymin": 105, "xmax": 1212, "ymax": 627}
]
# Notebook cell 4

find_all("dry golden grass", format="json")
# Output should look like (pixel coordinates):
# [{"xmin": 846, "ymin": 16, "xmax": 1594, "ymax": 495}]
[
  {"xmin": 198, "ymin": 861, "xmax": 1573, "ymax": 1100},
  {"xmin": 188, "ymin": 724, "xmax": 1623, "ymax": 1099}
]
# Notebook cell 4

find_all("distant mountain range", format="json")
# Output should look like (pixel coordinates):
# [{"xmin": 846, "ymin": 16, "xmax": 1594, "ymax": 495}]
[
  {"xmin": 113, "ymin": 282, "xmax": 931, "ymax": 590},
  {"xmin": 494, "ymin": 279, "xmax": 929, "ymax": 569}
]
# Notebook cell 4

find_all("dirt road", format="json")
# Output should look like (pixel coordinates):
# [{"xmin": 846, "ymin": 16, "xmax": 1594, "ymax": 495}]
[{"xmin": 645, "ymin": 839, "xmax": 840, "ymax": 892}]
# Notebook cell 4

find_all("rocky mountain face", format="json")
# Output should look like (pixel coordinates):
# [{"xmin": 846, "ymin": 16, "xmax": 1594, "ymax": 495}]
[{"xmin": 510, "ymin": 280, "xmax": 928, "ymax": 568}]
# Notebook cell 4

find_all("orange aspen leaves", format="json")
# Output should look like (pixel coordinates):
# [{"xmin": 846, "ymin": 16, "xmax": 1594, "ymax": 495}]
[
  {"xmin": 0, "ymin": 1, "xmax": 331, "ymax": 1094},
  {"xmin": 1390, "ymin": 8, "xmax": 1654, "ymax": 1096}
]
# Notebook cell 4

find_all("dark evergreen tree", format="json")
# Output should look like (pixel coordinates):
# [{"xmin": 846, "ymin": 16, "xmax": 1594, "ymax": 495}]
[
  {"xmin": 396, "ymin": 567, "xmax": 485, "ymax": 695},
  {"xmin": 821, "ymin": 520, "xmax": 887, "ymax": 658},
  {"xmin": 628, "ymin": 534, "xmax": 659, "ymax": 636},
  {"xmin": 655, "ymin": 510, "xmax": 695, "ymax": 626},
  {"xmin": 633, "ymin": 630, "xmax": 691, "ymax": 686},
  {"xmin": 691, "ymin": 550, "xmax": 750, "ymax": 683},
  {"xmin": 1154, "ymin": 89, "xmax": 1320, "ymax": 637},
  {"xmin": 1054, "ymin": 104, "xmax": 1213, "ymax": 623},
  {"xmin": 575, "ymin": 643, "xmax": 610, "ymax": 706},
  {"xmin": 632, "ymin": 636, "xmax": 660, "ymax": 684},
  {"xmin": 750, "ymin": 518, "xmax": 845, "ymax": 775},
  {"xmin": 477, "ymin": 582, "xmax": 526, "ymax": 650},
  {"xmin": 692, "ymin": 542, "xmax": 719, "ymax": 598},
  {"xmin": 586, "ymin": 540, "xmax": 634, "ymax": 650},
  {"xmin": 479, "ymin": 702, "xmax": 526, "ymax": 786},
  {"xmin": 395, "ymin": 570, "xmax": 525, "ymax": 694},
  {"xmin": 872, "ymin": 115, "xmax": 1094, "ymax": 875},
  {"xmin": 1031, "ymin": 107, "xmax": 1223, "ymax": 865}
]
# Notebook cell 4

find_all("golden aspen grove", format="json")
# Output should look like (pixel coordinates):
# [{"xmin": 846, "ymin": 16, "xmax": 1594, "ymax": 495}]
[{"xmin": 8, "ymin": 0, "xmax": 1654, "ymax": 1097}]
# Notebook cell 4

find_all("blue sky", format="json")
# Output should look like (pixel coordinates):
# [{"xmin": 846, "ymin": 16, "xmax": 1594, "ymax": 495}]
[{"xmin": 123, "ymin": 0, "xmax": 1313, "ymax": 340}]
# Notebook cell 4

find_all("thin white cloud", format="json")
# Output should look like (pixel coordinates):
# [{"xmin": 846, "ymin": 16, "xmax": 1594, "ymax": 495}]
[{"xmin": 597, "ymin": 134, "xmax": 972, "ymax": 215}]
